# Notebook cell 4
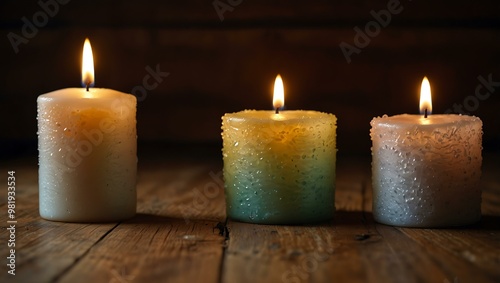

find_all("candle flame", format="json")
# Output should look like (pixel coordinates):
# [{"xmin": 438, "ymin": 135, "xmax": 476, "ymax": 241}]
[
  {"xmin": 82, "ymin": 38, "xmax": 95, "ymax": 89},
  {"xmin": 273, "ymin": 74, "xmax": 284, "ymax": 111},
  {"xmin": 419, "ymin": 76, "xmax": 432, "ymax": 116}
]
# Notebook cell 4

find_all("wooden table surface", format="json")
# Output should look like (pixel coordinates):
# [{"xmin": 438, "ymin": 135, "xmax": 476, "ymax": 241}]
[{"xmin": 1, "ymin": 146, "xmax": 499, "ymax": 283}]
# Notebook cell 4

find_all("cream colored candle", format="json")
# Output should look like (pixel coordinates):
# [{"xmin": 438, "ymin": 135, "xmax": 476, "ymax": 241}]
[
  {"xmin": 37, "ymin": 39, "xmax": 137, "ymax": 222},
  {"xmin": 222, "ymin": 75, "xmax": 337, "ymax": 224},
  {"xmin": 370, "ymin": 77, "xmax": 482, "ymax": 227}
]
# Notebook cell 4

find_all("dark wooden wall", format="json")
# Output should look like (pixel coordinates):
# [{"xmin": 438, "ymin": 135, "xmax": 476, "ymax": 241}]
[{"xmin": 1, "ymin": 0, "xmax": 500, "ymax": 157}]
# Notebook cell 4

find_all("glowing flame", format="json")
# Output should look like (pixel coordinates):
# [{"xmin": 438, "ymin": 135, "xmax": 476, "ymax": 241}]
[
  {"xmin": 82, "ymin": 38, "xmax": 95, "ymax": 89},
  {"xmin": 419, "ymin": 76, "xmax": 432, "ymax": 116},
  {"xmin": 273, "ymin": 74, "xmax": 284, "ymax": 111}
]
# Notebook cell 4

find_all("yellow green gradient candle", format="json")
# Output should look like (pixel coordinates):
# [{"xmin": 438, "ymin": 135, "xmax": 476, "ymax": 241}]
[{"xmin": 221, "ymin": 75, "xmax": 337, "ymax": 224}]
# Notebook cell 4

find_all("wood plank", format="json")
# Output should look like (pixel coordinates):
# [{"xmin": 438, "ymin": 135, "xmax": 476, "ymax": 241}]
[
  {"xmin": 57, "ymin": 158, "xmax": 227, "ymax": 283},
  {"xmin": 222, "ymin": 161, "xmax": 414, "ymax": 283},
  {"xmin": 364, "ymin": 163, "xmax": 500, "ymax": 283},
  {"xmin": 397, "ymin": 221, "xmax": 500, "ymax": 281},
  {"xmin": 0, "ymin": 166, "xmax": 117, "ymax": 282},
  {"xmin": 222, "ymin": 155, "xmax": 500, "ymax": 283},
  {"xmin": 136, "ymin": 149, "xmax": 226, "ymax": 221},
  {"xmin": 1, "ymin": 151, "xmax": 499, "ymax": 282},
  {"xmin": 222, "ymin": 204, "xmax": 426, "ymax": 283},
  {"xmin": 59, "ymin": 216, "xmax": 224, "ymax": 283},
  {"xmin": 390, "ymin": 153, "xmax": 500, "ymax": 282}
]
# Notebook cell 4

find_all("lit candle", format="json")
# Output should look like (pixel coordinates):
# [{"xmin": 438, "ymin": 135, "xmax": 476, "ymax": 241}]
[
  {"xmin": 37, "ymin": 38, "xmax": 137, "ymax": 222},
  {"xmin": 370, "ymin": 77, "xmax": 482, "ymax": 227},
  {"xmin": 221, "ymin": 75, "xmax": 337, "ymax": 224}
]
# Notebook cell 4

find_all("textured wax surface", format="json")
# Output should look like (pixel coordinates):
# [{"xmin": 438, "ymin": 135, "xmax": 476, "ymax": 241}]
[
  {"xmin": 37, "ymin": 88, "xmax": 137, "ymax": 222},
  {"xmin": 371, "ymin": 114, "xmax": 482, "ymax": 227},
  {"xmin": 222, "ymin": 110, "xmax": 336, "ymax": 224}
]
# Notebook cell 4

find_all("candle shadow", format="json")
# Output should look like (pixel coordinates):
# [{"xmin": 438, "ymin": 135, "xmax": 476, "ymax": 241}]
[
  {"xmin": 331, "ymin": 210, "xmax": 371, "ymax": 227},
  {"xmin": 463, "ymin": 214, "xmax": 500, "ymax": 231},
  {"xmin": 123, "ymin": 213, "xmax": 224, "ymax": 225},
  {"xmin": 332, "ymin": 210, "xmax": 500, "ymax": 231},
  {"xmin": 120, "ymin": 212, "xmax": 500, "ymax": 232}
]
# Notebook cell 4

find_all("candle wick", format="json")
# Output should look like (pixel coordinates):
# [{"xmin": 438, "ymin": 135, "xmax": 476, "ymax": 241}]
[
  {"xmin": 424, "ymin": 108, "xmax": 428, "ymax": 118},
  {"xmin": 85, "ymin": 78, "xmax": 91, "ymax": 92},
  {"xmin": 275, "ymin": 108, "xmax": 280, "ymax": 114}
]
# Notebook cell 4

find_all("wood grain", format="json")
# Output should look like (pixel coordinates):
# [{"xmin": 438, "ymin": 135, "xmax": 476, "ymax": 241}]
[
  {"xmin": 0, "ymin": 150, "xmax": 499, "ymax": 282},
  {"xmin": 0, "ymin": 166, "xmax": 117, "ymax": 282},
  {"xmin": 59, "ymin": 216, "xmax": 224, "ymax": 283}
]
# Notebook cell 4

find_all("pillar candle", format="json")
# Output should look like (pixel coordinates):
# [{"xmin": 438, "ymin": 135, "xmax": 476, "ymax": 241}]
[
  {"xmin": 37, "ymin": 39, "xmax": 137, "ymax": 222},
  {"xmin": 221, "ymin": 75, "xmax": 337, "ymax": 224},
  {"xmin": 370, "ymin": 77, "xmax": 482, "ymax": 227}
]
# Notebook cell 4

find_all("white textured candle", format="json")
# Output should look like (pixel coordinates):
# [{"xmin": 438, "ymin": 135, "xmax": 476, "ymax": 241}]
[
  {"xmin": 37, "ymin": 88, "xmax": 137, "ymax": 222},
  {"xmin": 370, "ymin": 114, "xmax": 482, "ymax": 227}
]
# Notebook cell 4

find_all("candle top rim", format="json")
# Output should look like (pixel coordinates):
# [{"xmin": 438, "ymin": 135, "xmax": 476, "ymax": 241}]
[
  {"xmin": 224, "ymin": 110, "xmax": 336, "ymax": 123},
  {"xmin": 37, "ymin": 87, "xmax": 135, "ymax": 101},
  {"xmin": 371, "ymin": 114, "xmax": 482, "ymax": 127}
]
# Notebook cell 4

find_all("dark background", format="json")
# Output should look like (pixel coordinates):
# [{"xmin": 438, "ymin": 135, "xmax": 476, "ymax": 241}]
[{"xmin": 1, "ymin": 0, "xmax": 499, "ymax": 159}]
